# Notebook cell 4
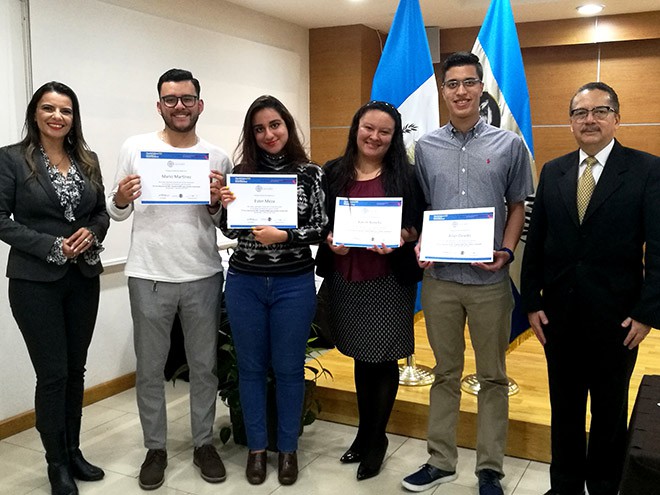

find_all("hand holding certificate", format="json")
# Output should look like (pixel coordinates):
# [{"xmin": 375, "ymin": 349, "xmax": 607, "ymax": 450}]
[
  {"xmin": 332, "ymin": 197, "xmax": 403, "ymax": 248},
  {"xmin": 137, "ymin": 151, "xmax": 211, "ymax": 205},
  {"xmin": 419, "ymin": 207, "xmax": 495, "ymax": 263},
  {"xmin": 225, "ymin": 174, "xmax": 298, "ymax": 229}
]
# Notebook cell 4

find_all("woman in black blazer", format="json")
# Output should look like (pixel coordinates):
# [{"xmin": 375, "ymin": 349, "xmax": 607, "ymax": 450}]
[
  {"xmin": 0, "ymin": 82, "xmax": 109, "ymax": 495},
  {"xmin": 316, "ymin": 101, "xmax": 424, "ymax": 481}
]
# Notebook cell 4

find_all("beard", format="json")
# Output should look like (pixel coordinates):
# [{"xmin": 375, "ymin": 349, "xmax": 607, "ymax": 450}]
[{"xmin": 161, "ymin": 111, "xmax": 199, "ymax": 133}]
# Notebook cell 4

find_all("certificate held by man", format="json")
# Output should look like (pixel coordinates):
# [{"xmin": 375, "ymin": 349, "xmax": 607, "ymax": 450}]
[
  {"xmin": 226, "ymin": 174, "xmax": 298, "ymax": 229},
  {"xmin": 137, "ymin": 151, "xmax": 211, "ymax": 204},
  {"xmin": 419, "ymin": 207, "xmax": 495, "ymax": 262},
  {"xmin": 332, "ymin": 197, "xmax": 403, "ymax": 248}
]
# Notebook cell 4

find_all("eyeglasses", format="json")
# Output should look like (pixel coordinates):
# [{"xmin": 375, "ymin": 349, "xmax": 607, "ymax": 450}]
[
  {"xmin": 442, "ymin": 78, "xmax": 482, "ymax": 90},
  {"xmin": 569, "ymin": 106, "xmax": 616, "ymax": 122},
  {"xmin": 160, "ymin": 95, "xmax": 199, "ymax": 108}
]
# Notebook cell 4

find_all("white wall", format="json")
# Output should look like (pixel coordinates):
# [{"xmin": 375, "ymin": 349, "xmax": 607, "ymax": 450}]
[{"xmin": 0, "ymin": 0, "xmax": 309, "ymax": 423}]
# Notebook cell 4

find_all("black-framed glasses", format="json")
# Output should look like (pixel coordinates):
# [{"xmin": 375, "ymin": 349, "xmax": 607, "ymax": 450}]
[
  {"xmin": 442, "ymin": 78, "xmax": 482, "ymax": 90},
  {"xmin": 160, "ymin": 95, "xmax": 199, "ymax": 108},
  {"xmin": 570, "ymin": 106, "xmax": 616, "ymax": 122}
]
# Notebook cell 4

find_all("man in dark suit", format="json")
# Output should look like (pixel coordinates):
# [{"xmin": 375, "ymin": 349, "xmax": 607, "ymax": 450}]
[{"xmin": 521, "ymin": 81, "xmax": 660, "ymax": 495}]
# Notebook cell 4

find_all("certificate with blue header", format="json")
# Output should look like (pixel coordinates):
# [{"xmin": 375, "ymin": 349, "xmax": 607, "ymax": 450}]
[
  {"xmin": 332, "ymin": 197, "xmax": 403, "ymax": 248},
  {"xmin": 226, "ymin": 174, "xmax": 298, "ymax": 229},
  {"xmin": 137, "ymin": 151, "xmax": 210, "ymax": 205},
  {"xmin": 419, "ymin": 207, "xmax": 495, "ymax": 262}
]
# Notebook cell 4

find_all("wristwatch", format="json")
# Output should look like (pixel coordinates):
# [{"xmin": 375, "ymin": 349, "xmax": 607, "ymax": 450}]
[{"xmin": 498, "ymin": 247, "xmax": 514, "ymax": 264}]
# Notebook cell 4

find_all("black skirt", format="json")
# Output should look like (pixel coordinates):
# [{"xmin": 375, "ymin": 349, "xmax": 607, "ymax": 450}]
[{"xmin": 328, "ymin": 271, "xmax": 415, "ymax": 363}]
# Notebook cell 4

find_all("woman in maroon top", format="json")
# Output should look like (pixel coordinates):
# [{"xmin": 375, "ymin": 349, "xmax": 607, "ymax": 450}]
[{"xmin": 316, "ymin": 101, "xmax": 424, "ymax": 481}]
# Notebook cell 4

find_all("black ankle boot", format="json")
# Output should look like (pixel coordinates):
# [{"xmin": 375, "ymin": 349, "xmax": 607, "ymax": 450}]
[
  {"xmin": 66, "ymin": 418, "xmax": 104, "ymax": 481},
  {"xmin": 47, "ymin": 464, "xmax": 79, "ymax": 495},
  {"xmin": 40, "ymin": 432, "xmax": 79, "ymax": 495},
  {"xmin": 69, "ymin": 449, "xmax": 104, "ymax": 481}
]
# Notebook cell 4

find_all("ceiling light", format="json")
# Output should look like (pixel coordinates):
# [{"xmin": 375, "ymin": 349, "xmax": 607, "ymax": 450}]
[{"xmin": 576, "ymin": 4, "xmax": 604, "ymax": 15}]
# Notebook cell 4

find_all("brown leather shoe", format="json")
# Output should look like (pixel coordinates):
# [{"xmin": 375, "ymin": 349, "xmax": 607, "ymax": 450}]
[
  {"xmin": 278, "ymin": 451, "xmax": 298, "ymax": 485},
  {"xmin": 246, "ymin": 451, "xmax": 267, "ymax": 485},
  {"xmin": 193, "ymin": 444, "xmax": 226, "ymax": 483},
  {"xmin": 139, "ymin": 449, "xmax": 167, "ymax": 490}
]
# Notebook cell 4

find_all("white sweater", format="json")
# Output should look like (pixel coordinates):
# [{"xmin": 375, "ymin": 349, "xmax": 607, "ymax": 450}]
[{"xmin": 106, "ymin": 132, "xmax": 232, "ymax": 283}]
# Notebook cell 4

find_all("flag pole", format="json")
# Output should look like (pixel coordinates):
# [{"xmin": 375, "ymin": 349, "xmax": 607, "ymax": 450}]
[
  {"xmin": 460, "ymin": 0, "xmax": 535, "ymax": 397},
  {"xmin": 399, "ymin": 355, "xmax": 434, "ymax": 386},
  {"xmin": 370, "ymin": 0, "xmax": 440, "ymax": 388}
]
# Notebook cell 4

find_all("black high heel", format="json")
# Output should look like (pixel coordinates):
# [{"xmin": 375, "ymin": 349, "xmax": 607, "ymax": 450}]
[
  {"xmin": 356, "ymin": 436, "xmax": 388, "ymax": 481},
  {"xmin": 339, "ymin": 448, "xmax": 362, "ymax": 464}
]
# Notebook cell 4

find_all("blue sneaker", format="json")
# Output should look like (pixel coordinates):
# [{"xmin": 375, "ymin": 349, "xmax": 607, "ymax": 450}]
[
  {"xmin": 478, "ymin": 469, "xmax": 504, "ymax": 495},
  {"xmin": 402, "ymin": 464, "xmax": 457, "ymax": 492}
]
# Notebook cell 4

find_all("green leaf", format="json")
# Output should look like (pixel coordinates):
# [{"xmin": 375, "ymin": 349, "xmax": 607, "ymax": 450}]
[{"xmin": 219, "ymin": 426, "xmax": 231, "ymax": 444}]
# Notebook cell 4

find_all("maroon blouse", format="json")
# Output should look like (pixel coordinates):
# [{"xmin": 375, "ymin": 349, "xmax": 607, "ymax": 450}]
[{"xmin": 333, "ymin": 176, "xmax": 393, "ymax": 282}]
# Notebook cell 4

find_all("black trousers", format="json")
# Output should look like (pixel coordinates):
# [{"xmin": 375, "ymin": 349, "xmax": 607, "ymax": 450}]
[
  {"xmin": 543, "ymin": 306, "xmax": 637, "ymax": 495},
  {"xmin": 9, "ymin": 265, "xmax": 100, "ymax": 434}
]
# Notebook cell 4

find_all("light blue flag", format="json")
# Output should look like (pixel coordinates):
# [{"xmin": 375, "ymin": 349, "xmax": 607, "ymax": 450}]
[
  {"xmin": 472, "ymin": 0, "xmax": 534, "ymax": 161},
  {"xmin": 472, "ymin": 0, "xmax": 535, "ymax": 346},
  {"xmin": 371, "ymin": 0, "xmax": 439, "ymax": 318},
  {"xmin": 371, "ymin": 0, "xmax": 439, "ymax": 153}
]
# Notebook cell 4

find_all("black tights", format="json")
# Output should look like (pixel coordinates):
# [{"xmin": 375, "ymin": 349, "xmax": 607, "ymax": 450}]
[{"xmin": 352, "ymin": 359, "xmax": 399, "ymax": 451}]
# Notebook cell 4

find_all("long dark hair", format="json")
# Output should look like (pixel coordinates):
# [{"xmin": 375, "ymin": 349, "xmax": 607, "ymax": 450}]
[
  {"xmin": 20, "ymin": 81, "xmax": 102, "ymax": 190},
  {"xmin": 233, "ymin": 95, "xmax": 309, "ymax": 173},
  {"xmin": 331, "ymin": 100, "xmax": 415, "ymax": 208}
]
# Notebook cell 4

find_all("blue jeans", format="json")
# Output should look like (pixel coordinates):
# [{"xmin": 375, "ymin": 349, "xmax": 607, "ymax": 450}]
[{"xmin": 224, "ymin": 269, "xmax": 316, "ymax": 452}]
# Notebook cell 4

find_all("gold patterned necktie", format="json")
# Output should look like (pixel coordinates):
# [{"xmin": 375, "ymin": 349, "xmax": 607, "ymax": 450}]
[{"xmin": 577, "ymin": 156, "xmax": 597, "ymax": 223}]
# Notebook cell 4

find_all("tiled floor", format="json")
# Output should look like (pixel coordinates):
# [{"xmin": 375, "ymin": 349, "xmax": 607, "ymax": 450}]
[{"xmin": 0, "ymin": 382, "xmax": 552, "ymax": 494}]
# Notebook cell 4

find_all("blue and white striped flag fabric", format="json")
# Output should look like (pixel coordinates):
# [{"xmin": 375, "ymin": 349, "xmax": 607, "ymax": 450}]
[
  {"xmin": 472, "ymin": 0, "xmax": 535, "ymax": 166},
  {"xmin": 371, "ymin": 0, "xmax": 439, "ymax": 320},
  {"xmin": 472, "ymin": 0, "xmax": 535, "ymax": 347},
  {"xmin": 371, "ymin": 0, "xmax": 439, "ymax": 153}
]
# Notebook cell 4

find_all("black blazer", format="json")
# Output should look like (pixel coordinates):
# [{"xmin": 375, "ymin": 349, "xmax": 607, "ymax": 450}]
[
  {"xmin": 316, "ymin": 157, "xmax": 425, "ymax": 286},
  {"xmin": 0, "ymin": 143, "xmax": 110, "ymax": 281},
  {"xmin": 521, "ymin": 140, "xmax": 660, "ymax": 329}
]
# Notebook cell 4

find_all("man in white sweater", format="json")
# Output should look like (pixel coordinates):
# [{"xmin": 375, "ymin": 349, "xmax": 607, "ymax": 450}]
[{"xmin": 106, "ymin": 68, "xmax": 232, "ymax": 490}]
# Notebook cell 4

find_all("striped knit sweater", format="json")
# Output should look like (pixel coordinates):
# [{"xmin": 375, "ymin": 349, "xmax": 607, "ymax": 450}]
[{"xmin": 220, "ymin": 155, "xmax": 328, "ymax": 275}]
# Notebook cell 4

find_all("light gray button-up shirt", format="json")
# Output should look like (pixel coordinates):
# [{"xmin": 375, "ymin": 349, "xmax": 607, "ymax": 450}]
[{"xmin": 415, "ymin": 118, "xmax": 533, "ymax": 285}]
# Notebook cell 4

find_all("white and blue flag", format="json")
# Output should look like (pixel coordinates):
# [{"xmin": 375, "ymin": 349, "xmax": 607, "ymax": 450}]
[
  {"xmin": 472, "ymin": 0, "xmax": 536, "ymax": 346},
  {"xmin": 472, "ymin": 0, "xmax": 535, "ymax": 166},
  {"xmin": 371, "ymin": 0, "xmax": 439, "ymax": 153},
  {"xmin": 371, "ymin": 0, "xmax": 439, "ymax": 317}
]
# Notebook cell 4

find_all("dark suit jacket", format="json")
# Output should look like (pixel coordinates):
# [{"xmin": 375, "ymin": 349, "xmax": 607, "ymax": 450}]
[
  {"xmin": 521, "ymin": 140, "xmax": 660, "ymax": 330},
  {"xmin": 0, "ymin": 143, "xmax": 110, "ymax": 281}
]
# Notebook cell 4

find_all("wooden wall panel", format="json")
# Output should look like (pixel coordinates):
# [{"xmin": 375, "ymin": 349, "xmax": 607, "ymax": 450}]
[
  {"xmin": 524, "ymin": 45, "xmax": 599, "ymax": 126},
  {"xmin": 596, "ymin": 11, "xmax": 660, "ymax": 43},
  {"xmin": 532, "ymin": 127, "xmax": 575, "ymax": 175},
  {"xmin": 311, "ymin": 127, "xmax": 350, "ymax": 165},
  {"xmin": 310, "ymin": 24, "xmax": 382, "ymax": 166},
  {"xmin": 360, "ymin": 28, "xmax": 384, "ymax": 105},
  {"xmin": 616, "ymin": 126, "xmax": 660, "ymax": 157},
  {"xmin": 439, "ymin": 26, "xmax": 478, "ymax": 54},
  {"xmin": 439, "ymin": 11, "xmax": 660, "ymax": 54},
  {"xmin": 600, "ymin": 39, "xmax": 660, "ymax": 124},
  {"xmin": 530, "ymin": 126, "xmax": 660, "ymax": 177},
  {"xmin": 310, "ymin": 25, "xmax": 366, "ymax": 127}
]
